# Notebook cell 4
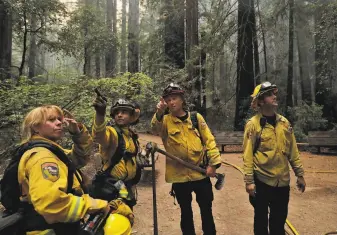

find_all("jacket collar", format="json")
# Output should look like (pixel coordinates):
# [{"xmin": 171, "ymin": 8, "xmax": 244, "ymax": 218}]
[{"xmin": 30, "ymin": 135, "xmax": 63, "ymax": 149}]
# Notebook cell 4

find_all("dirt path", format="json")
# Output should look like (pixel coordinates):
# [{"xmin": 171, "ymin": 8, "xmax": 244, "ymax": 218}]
[{"xmin": 133, "ymin": 134, "xmax": 337, "ymax": 235}]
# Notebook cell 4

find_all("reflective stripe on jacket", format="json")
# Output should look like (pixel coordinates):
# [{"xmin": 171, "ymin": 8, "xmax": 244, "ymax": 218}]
[{"xmin": 18, "ymin": 126, "xmax": 107, "ymax": 234}]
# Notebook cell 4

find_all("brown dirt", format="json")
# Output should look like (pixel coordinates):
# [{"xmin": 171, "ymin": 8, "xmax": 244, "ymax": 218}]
[{"xmin": 133, "ymin": 134, "xmax": 337, "ymax": 235}]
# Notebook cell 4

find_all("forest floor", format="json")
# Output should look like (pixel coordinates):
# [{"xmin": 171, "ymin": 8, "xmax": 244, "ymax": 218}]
[
  {"xmin": 131, "ymin": 134, "xmax": 337, "ymax": 235},
  {"xmin": 0, "ymin": 133, "xmax": 336, "ymax": 235}
]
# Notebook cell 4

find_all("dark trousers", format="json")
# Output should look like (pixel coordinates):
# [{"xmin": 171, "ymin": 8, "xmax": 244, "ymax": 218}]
[
  {"xmin": 172, "ymin": 177, "xmax": 216, "ymax": 235},
  {"xmin": 249, "ymin": 178, "xmax": 290, "ymax": 235}
]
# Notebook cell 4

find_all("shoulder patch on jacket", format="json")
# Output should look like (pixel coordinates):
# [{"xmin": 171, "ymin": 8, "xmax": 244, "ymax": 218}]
[{"xmin": 41, "ymin": 162, "xmax": 60, "ymax": 182}]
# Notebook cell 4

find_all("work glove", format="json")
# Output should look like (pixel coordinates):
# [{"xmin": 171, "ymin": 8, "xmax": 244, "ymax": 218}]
[
  {"xmin": 109, "ymin": 198, "xmax": 134, "ymax": 225},
  {"xmin": 296, "ymin": 176, "xmax": 306, "ymax": 192},
  {"xmin": 93, "ymin": 95, "xmax": 107, "ymax": 116}
]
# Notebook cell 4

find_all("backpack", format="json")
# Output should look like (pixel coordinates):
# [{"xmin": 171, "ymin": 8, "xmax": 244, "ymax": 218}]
[
  {"xmin": 190, "ymin": 111, "xmax": 210, "ymax": 167},
  {"xmin": 0, "ymin": 140, "xmax": 81, "ymax": 214},
  {"xmin": 90, "ymin": 125, "xmax": 141, "ymax": 203},
  {"xmin": 190, "ymin": 111, "xmax": 200, "ymax": 135}
]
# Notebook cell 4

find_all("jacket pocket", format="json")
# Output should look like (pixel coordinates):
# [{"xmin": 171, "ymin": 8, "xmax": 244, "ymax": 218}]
[
  {"xmin": 167, "ymin": 128, "xmax": 182, "ymax": 145},
  {"xmin": 259, "ymin": 132, "xmax": 274, "ymax": 152},
  {"xmin": 187, "ymin": 128, "xmax": 204, "ymax": 154}
]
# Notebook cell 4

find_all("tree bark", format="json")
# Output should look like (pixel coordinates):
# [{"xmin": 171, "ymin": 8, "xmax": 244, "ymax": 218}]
[
  {"xmin": 111, "ymin": 0, "xmax": 117, "ymax": 74},
  {"xmin": 120, "ymin": 0, "xmax": 127, "ymax": 73},
  {"xmin": 219, "ymin": 50, "xmax": 226, "ymax": 100},
  {"xmin": 200, "ymin": 32, "xmax": 207, "ymax": 116},
  {"xmin": 234, "ymin": 0, "xmax": 256, "ymax": 131},
  {"xmin": 95, "ymin": 0, "xmax": 100, "ymax": 78},
  {"xmin": 286, "ymin": 0, "xmax": 294, "ymax": 119},
  {"xmin": 0, "ymin": 0, "xmax": 12, "ymax": 80},
  {"xmin": 28, "ymin": 14, "xmax": 37, "ymax": 78},
  {"xmin": 186, "ymin": 0, "xmax": 200, "ymax": 112},
  {"xmin": 128, "ymin": 0, "xmax": 140, "ymax": 73},
  {"xmin": 19, "ymin": 10, "xmax": 28, "ymax": 76},
  {"xmin": 314, "ymin": 0, "xmax": 331, "ymax": 121},
  {"xmin": 256, "ymin": 0, "xmax": 267, "ymax": 79},
  {"xmin": 295, "ymin": 1, "xmax": 312, "ymax": 105},
  {"xmin": 252, "ymin": 2, "xmax": 260, "ymax": 85},
  {"xmin": 164, "ymin": 0, "xmax": 185, "ymax": 69},
  {"xmin": 105, "ymin": 0, "xmax": 113, "ymax": 76},
  {"xmin": 83, "ymin": 0, "xmax": 92, "ymax": 76}
]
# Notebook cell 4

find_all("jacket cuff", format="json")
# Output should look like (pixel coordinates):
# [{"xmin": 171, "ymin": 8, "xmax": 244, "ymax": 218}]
[
  {"xmin": 156, "ymin": 112, "xmax": 164, "ymax": 122},
  {"xmin": 294, "ymin": 168, "xmax": 304, "ymax": 177},
  {"xmin": 93, "ymin": 117, "xmax": 107, "ymax": 133},
  {"xmin": 244, "ymin": 174, "xmax": 255, "ymax": 184}
]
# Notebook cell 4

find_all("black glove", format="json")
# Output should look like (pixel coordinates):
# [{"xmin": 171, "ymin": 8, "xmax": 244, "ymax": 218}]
[{"xmin": 93, "ymin": 95, "xmax": 107, "ymax": 116}]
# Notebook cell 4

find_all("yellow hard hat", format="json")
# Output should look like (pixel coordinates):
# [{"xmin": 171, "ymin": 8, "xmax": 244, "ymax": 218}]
[
  {"xmin": 251, "ymin": 82, "xmax": 278, "ymax": 98},
  {"xmin": 251, "ymin": 82, "xmax": 278, "ymax": 110},
  {"xmin": 103, "ymin": 214, "xmax": 132, "ymax": 235}
]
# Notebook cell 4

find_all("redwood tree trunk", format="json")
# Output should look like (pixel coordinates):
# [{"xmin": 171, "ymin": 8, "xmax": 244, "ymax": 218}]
[
  {"xmin": 105, "ymin": 0, "xmax": 113, "ymax": 76},
  {"xmin": 252, "ymin": 3, "xmax": 260, "ymax": 84},
  {"xmin": 95, "ymin": 0, "xmax": 100, "ymax": 78},
  {"xmin": 28, "ymin": 14, "xmax": 37, "ymax": 78},
  {"xmin": 0, "ymin": 0, "xmax": 12, "ymax": 80},
  {"xmin": 286, "ymin": 0, "xmax": 294, "ymax": 120},
  {"xmin": 186, "ymin": 0, "xmax": 200, "ymax": 112},
  {"xmin": 128, "ymin": 0, "xmax": 139, "ymax": 73},
  {"xmin": 164, "ymin": 0, "xmax": 184, "ymax": 69},
  {"xmin": 234, "ymin": 0, "xmax": 256, "ymax": 131},
  {"xmin": 19, "ymin": 11, "xmax": 28, "ymax": 76},
  {"xmin": 120, "ymin": 0, "xmax": 127, "ymax": 72},
  {"xmin": 111, "ymin": 0, "xmax": 117, "ymax": 74},
  {"xmin": 83, "ymin": 0, "xmax": 92, "ymax": 76}
]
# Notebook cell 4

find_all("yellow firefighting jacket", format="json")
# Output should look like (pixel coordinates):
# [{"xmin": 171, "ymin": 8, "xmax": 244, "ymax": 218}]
[
  {"xmin": 92, "ymin": 115, "xmax": 137, "ymax": 182},
  {"xmin": 151, "ymin": 112, "xmax": 221, "ymax": 183},
  {"xmin": 18, "ymin": 126, "xmax": 108, "ymax": 235},
  {"xmin": 243, "ymin": 113, "xmax": 304, "ymax": 187}
]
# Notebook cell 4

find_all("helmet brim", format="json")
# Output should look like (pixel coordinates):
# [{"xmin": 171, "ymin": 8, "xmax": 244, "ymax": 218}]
[
  {"xmin": 162, "ymin": 90, "xmax": 185, "ymax": 98},
  {"xmin": 110, "ymin": 106, "xmax": 141, "ymax": 125}
]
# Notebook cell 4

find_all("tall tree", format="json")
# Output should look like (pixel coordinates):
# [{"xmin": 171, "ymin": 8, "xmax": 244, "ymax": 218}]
[
  {"xmin": 219, "ymin": 50, "xmax": 227, "ymax": 100},
  {"xmin": 28, "ymin": 14, "xmax": 37, "ymax": 78},
  {"xmin": 14, "ymin": 0, "xmax": 66, "ymax": 76},
  {"xmin": 295, "ymin": 0, "xmax": 313, "ymax": 104},
  {"xmin": 120, "ymin": 0, "xmax": 127, "ymax": 73},
  {"xmin": 200, "ymin": 32, "xmax": 207, "ymax": 116},
  {"xmin": 314, "ymin": 0, "xmax": 334, "ymax": 122},
  {"xmin": 83, "ymin": 0, "xmax": 92, "ymax": 76},
  {"xmin": 95, "ymin": 0, "xmax": 101, "ymax": 78},
  {"xmin": 163, "ymin": 0, "xmax": 184, "ymax": 68},
  {"xmin": 256, "ymin": 0, "xmax": 267, "ymax": 79},
  {"xmin": 0, "ymin": 0, "xmax": 12, "ymax": 80},
  {"xmin": 186, "ymin": 0, "xmax": 201, "ymax": 113},
  {"xmin": 128, "ymin": 0, "xmax": 139, "ymax": 73},
  {"xmin": 286, "ymin": 0, "xmax": 294, "ymax": 119},
  {"xmin": 252, "ymin": 3, "xmax": 260, "ymax": 84},
  {"xmin": 234, "ymin": 0, "xmax": 256, "ymax": 130},
  {"xmin": 18, "ymin": 5, "xmax": 29, "ymax": 76},
  {"xmin": 105, "ymin": 0, "xmax": 113, "ymax": 76},
  {"xmin": 111, "ymin": 0, "xmax": 117, "ymax": 73}
]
